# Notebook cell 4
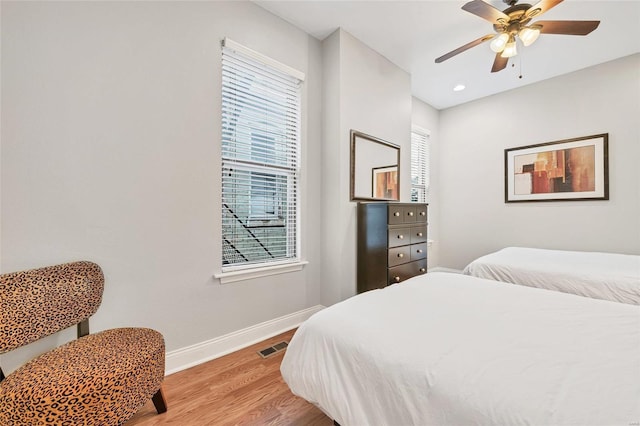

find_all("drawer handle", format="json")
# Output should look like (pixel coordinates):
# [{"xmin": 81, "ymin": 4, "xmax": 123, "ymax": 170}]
[
  {"xmin": 419, "ymin": 268, "xmax": 426, "ymax": 273},
  {"xmin": 420, "ymin": 211, "xmax": 426, "ymax": 216},
  {"xmin": 408, "ymin": 211, "xmax": 414, "ymax": 216},
  {"xmin": 417, "ymin": 249, "xmax": 423, "ymax": 253},
  {"xmin": 398, "ymin": 253, "xmax": 404, "ymax": 258},
  {"xmin": 417, "ymin": 232, "xmax": 423, "ymax": 237},
  {"xmin": 397, "ymin": 234, "xmax": 404, "ymax": 239},
  {"xmin": 394, "ymin": 211, "xmax": 401, "ymax": 217},
  {"xmin": 394, "ymin": 276, "xmax": 401, "ymax": 283}
]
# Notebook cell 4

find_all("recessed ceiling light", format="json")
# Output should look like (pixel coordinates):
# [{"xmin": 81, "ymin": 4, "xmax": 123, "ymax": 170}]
[{"xmin": 453, "ymin": 84, "xmax": 465, "ymax": 92}]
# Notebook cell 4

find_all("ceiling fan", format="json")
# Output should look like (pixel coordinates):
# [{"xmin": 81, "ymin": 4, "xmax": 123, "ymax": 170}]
[{"xmin": 435, "ymin": 0, "xmax": 600, "ymax": 73}]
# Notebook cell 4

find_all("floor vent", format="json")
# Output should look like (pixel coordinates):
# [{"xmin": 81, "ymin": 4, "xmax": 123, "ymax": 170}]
[{"xmin": 258, "ymin": 341, "xmax": 288, "ymax": 359}]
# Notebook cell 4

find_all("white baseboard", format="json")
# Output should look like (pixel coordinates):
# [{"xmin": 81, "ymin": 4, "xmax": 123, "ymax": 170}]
[
  {"xmin": 165, "ymin": 304, "xmax": 325, "ymax": 375},
  {"xmin": 428, "ymin": 266, "xmax": 464, "ymax": 274}
]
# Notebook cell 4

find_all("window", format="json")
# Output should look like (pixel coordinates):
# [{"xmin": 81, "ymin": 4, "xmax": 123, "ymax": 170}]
[
  {"xmin": 411, "ymin": 126, "xmax": 430, "ymax": 202},
  {"xmin": 221, "ymin": 39, "xmax": 303, "ymax": 271}
]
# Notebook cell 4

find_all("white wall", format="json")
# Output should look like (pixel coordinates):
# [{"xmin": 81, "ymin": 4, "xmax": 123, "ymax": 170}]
[
  {"xmin": 438, "ymin": 54, "xmax": 640, "ymax": 269},
  {"xmin": 1, "ymin": 1, "xmax": 323, "ymax": 369},
  {"xmin": 411, "ymin": 97, "xmax": 440, "ymax": 268},
  {"xmin": 321, "ymin": 29, "xmax": 412, "ymax": 306}
]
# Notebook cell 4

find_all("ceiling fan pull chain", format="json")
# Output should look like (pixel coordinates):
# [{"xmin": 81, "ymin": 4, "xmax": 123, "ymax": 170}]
[{"xmin": 518, "ymin": 55, "xmax": 523, "ymax": 79}]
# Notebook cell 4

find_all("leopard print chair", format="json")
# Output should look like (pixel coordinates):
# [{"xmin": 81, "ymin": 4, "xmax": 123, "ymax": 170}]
[{"xmin": 0, "ymin": 261, "xmax": 167, "ymax": 425}]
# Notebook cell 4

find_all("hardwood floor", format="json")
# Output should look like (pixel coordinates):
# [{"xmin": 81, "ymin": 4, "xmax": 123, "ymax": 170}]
[{"xmin": 127, "ymin": 329, "xmax": 333, "ymax": 426}]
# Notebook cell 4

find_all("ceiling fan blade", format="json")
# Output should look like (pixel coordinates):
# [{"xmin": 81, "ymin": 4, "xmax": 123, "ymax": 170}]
[
  {"xmin": 536, "ymin": 20, "xmax": 601, "ymax": 35},
  {"xmin": 491, "ymin": 53, "xmax": 509, "ymax": 73},
  {"xmin": 526, "ymin": 0, "xmax": 563, "ymax": 18},
  {"xmin": 462, "ymin": 0, "xmax": 509, "ymax": 24},
  {"xmin": 435, "ymin": 34, "xmax": 495, "ymax": 63}
]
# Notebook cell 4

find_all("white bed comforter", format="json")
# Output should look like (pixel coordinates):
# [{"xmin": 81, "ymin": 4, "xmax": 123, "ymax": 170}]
[
  {"xmin": 463, "ymin": 247, "xmax": 640, "ymax": 305},
  {"xmin": 281, "ymin": 273, "xmax": 640, "ymax": 426}
]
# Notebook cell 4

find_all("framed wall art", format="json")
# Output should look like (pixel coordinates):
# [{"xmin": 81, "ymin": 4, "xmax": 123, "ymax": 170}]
[
  {"xmin": 372, "ymin": 165, "xmax": 398, "ymax": 199},
  {"xmin": 504, "ymin": 133, "xmax": 609, "ymax": 203}
]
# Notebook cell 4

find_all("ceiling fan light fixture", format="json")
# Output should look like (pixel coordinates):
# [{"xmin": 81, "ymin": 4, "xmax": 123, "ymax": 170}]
[
  {"xmin": 501, "ymin": 36, "xmax": 517, "ymax": 58},
  {"xmin": 490, "ymin": 33, "xmax": 510, "ymax": 53},
  {"xmin": 519, "ymin": 26, "xmax": 541, "ymax": 46}
]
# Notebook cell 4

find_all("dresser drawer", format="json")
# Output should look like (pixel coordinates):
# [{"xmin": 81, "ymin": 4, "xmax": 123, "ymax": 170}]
[
  {"xmin": 411, "ymin": 259, "xmax": 428, "ymax": 276},
  {"xmin": 415, "ymin": 205, "xmax": 428, "ymax": 223},
  {"xmin": 387, "ymin": 205, "xmax": 404, "ymax": 225},
  {"xmin": 403, "ymin": 205, "xmax": 418, "ymax": 223},
  {"xmin": 388, "ymin": 245, "xmax": 411, "ymax": 267},
  {"xmin": 388, "ymin": 262, "xmax": 413, "ymax": 285},
  {"xmin": 410, "ymin": 225, "xmax": 428, "ymax": 244},
  {"xmin": 388, "ymin": 259, "xmax": 428, "ymax": 285},
  {"xmin": 388, "ymin": 227, "xmax": 410, "ymax": 248},
  {"xmin": 411, "ymin": 243, "xmax": 428, "ymax": 261}
]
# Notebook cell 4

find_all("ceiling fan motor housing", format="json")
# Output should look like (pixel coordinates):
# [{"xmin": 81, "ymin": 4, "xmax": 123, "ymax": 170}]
[{"xmin": 494, "ymin": 4, "xmax": 535, "ymax": 34}]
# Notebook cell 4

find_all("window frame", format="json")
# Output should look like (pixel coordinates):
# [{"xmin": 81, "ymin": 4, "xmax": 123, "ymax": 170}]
[
  {"xmin": 411, "ymin": 125, "xmax": 431, "ymax": 203},
  {"xmin": 216, "ymin": 39, "xmax": 307, "ymax": 283}
]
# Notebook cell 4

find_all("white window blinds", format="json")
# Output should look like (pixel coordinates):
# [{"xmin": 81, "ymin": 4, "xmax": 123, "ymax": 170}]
[
  {"xmin": 221, "ymin": 39, "xmax": 303, "ymax": 270},
  {"xmin": 411, "ymin": 127, "xmax": 430, "ymax": 203}
]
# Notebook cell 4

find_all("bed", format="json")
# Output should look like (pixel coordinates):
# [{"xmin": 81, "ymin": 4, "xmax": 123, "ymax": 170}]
[
  {"xmin": 462, "ymin": 247, "xmax": 640, "ymax": 305},
  {"xmin": 280, "ymin": 272, "xmax": 640, "ymax": 426}
]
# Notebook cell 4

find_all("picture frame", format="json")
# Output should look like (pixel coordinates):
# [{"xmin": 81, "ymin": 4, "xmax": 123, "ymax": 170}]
[
  {"xmin": 372, "ymin": 165, "xmax": 398, "ymax": 199},
  {"xmin": 504, "ymin": 133, "xmax": 609, "ymax": 203}
]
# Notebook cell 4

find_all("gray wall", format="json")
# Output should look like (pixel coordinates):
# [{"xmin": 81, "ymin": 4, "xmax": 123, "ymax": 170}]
[
  {"xmin": 321, "ymin": 29, "xmax": 412, "ymax": 306},
  {"xmin": 438, "ymin": 54, "xmax": 640, "ymax": 270},
  {"xmin": 1, "ymin": 1, "xmax": 323, "ymax": 365}
]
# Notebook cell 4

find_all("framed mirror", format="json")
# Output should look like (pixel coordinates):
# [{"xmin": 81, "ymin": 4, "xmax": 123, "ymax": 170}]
[{"xmin": 350, "ymin": 130, "xmax": 401, "ymax": 201}]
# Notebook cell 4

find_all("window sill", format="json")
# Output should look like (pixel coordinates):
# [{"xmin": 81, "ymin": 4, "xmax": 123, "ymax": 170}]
[{"xmin": 214, "ymin": 261, "xmax": 309, "ymax": 285}]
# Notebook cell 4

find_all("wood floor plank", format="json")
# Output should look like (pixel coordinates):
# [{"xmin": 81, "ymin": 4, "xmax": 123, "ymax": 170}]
[{"xmin": 127, "ymin": 329, "xmax": 332, "ymax": 426}]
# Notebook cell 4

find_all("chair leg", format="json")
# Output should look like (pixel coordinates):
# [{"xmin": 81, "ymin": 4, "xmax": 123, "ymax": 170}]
[{"xmin": 152, "ymin": 385, "xmax": 168, "ymax": 414}]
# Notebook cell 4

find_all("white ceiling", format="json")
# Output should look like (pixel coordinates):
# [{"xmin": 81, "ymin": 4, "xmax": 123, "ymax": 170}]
[{"xmin": 254, "ymin": 0, "xmax": 640, "ymax": 109}]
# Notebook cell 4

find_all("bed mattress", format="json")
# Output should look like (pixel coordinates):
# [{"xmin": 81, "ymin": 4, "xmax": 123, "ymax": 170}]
[
  {"xmin": 280, "ymin": 272, "xmax": 640, "ymax": 425},
  {"xmin": 463, "ymin": 247, "xmax": 640, "ymax": 304}
]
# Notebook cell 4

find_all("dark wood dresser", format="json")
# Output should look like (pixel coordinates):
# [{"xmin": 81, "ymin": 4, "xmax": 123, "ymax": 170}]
[{"xmin": 357, "ymin": 202, "xmax": 428, "ymax": 293}]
